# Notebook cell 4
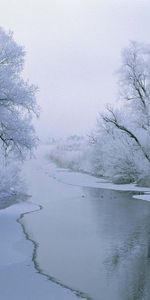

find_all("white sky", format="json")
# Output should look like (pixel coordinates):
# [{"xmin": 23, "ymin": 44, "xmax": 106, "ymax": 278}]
[{"xmin": 0, "ymin": 0, "xmax": 150, "ymax": 139}]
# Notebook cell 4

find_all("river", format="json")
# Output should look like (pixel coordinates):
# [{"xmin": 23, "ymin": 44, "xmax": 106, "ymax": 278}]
[{"xmin": 22, "ymin": 148, "xmax": 150, "ymax": 300}]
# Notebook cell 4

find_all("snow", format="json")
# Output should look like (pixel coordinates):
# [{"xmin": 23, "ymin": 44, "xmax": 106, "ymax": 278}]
[
  {"xmin": 49, "ymin": 164, "xmax": 150, "ymax": 192},
  {"xmin": 133, "ymin": 193, "xmax": 150, "ymax": 201},
  {"xmin": 0, "ymin": 201, "xmax": 81, "ymax": 300}
]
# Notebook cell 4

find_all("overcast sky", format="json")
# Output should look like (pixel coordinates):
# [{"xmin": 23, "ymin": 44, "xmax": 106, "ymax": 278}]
[{"xmin": 0, "ymin": 0, "xmax": 150, "ymax": 140}]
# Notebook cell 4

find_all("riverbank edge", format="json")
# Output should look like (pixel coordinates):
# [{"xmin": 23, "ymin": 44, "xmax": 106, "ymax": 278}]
[
  {"xmin": 17, "ymin": 202, "xmax": 92, "ymax": 300},
  {"xmin": 49, "ymin": 165, "xmax": 150, "ymax": 201},
  {"xmin": 0, "ymin": 166, "xmax": 150, "ymax": 300}
]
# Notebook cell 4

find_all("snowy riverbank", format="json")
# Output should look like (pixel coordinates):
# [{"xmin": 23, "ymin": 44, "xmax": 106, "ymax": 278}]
[
  {"xmin": 0, "ymin": 201, "xmax": 84, "ymax": 300},
  {"xmin": 1, "ymin": 146, "xmax": 150, "ymax": 300},
  {"xmin": 21, "ymin": 150, "xmax": 150, "ymax": 300},
  {"xmin": 47, "ymin": 162, "xmax": 150, "ymax": 202}
]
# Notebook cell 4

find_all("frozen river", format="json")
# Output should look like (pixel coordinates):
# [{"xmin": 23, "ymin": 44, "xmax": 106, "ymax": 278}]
[{"xmin": 22, "ymin": 149, "xmax": 150, "ymax": 300}]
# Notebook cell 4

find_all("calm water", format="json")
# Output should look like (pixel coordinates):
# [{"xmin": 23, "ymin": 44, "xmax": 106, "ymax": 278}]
[{"xmin": 23, "ymin": 162, "xmax": 150, "ymax": 300}]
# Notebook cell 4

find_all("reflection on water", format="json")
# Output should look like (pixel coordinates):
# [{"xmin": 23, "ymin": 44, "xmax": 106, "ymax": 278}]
[
  {"xmin": 87, "ymin": 188, "xmax": 150, "ymax": 300},
  {"xmin": 23, "ymin": 175, "xmax": 150, "ymax": 300}
]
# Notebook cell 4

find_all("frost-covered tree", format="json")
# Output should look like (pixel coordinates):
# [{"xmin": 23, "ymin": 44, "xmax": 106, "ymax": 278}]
[
  {"xmin": 99, "ymin": 42, "xmax": 150, "ymax": 183},
  {"xmin": 0, "ymin": 28, "xmax": 38, "ymax": 158},
  {"xmin": 48, "ymin": 42, "xmax": 150, "ymax": 186}
]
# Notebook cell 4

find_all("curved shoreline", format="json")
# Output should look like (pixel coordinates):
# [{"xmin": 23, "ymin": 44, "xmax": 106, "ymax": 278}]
[
  {"xmin": 17, "ymin": 152, "xmax": 150, "ymax": 300},
  {"xmin": 16, "ymin": 178, "xmax": 150, "ymax": 300},
  {"xmin": 48, "ymin": 160, "xmax": 150, "ymax": 193},
  {"xmin": 48, "ymin": 165, "xmax": 150, "ymax": 201},
  {"xmin": 17, "ymin": 201, "xmax": 92, "ymax": 300}
]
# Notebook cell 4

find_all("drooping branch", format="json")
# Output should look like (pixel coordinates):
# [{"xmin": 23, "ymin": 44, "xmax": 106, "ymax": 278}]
[{"xmin": 102, "ymin": 107, "xmax": 150, "ymax": 163}]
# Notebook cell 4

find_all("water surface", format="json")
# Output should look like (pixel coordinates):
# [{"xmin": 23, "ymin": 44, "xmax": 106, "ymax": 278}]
[{"xmin": 23, "ymin": 162, "xmax": 150, "ymax": 300}]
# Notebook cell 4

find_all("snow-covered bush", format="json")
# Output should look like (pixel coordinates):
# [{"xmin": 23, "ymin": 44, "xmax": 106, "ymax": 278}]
[{"xmin": 0, "ymin": 150, "xmax": 25, "ymax": 208}]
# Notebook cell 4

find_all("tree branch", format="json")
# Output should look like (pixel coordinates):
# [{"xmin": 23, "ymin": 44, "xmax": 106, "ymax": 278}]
[{"xmin": 102, "ymin": 108, "xmax": 150, "ymax": 162}]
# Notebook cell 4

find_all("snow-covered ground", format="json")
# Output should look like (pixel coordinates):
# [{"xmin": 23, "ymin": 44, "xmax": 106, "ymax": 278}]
[
  {"xmin": 47, "ymin": 162, "xmax": 150, "ymax": 201},
  {"xmin": 0, "ymin": 201, "xmax": 82, "ymax": 300}
]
